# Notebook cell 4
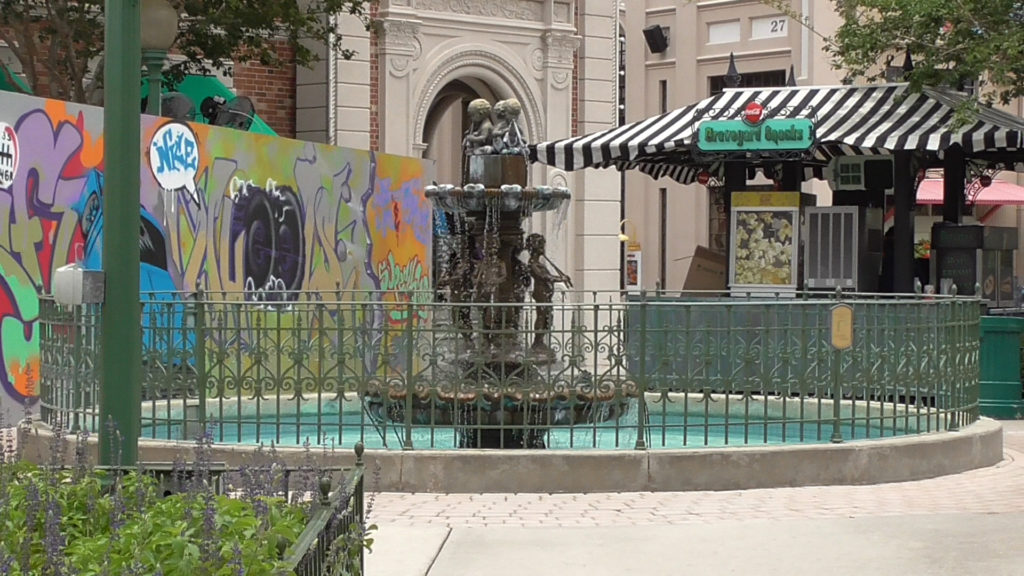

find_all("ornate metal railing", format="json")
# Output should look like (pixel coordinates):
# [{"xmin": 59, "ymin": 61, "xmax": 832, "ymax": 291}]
[
  {"xmin": 38, "ymin": 290, "xmax": 981, "ymax": 449},
  {"xmin": 283, "ymin": 443, "xmax": 366, "ymax": 576}
]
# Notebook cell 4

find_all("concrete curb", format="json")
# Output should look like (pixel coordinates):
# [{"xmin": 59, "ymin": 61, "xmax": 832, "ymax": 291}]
[{"xmin": 18, "ymin": 418, "xmax": 1003, "ymax": 493}]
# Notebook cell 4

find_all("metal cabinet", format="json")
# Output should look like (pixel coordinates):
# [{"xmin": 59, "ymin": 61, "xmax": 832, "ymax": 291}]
[{"xmin": 803, "ymin": 206, "xmax": 883, "ymax": 292}]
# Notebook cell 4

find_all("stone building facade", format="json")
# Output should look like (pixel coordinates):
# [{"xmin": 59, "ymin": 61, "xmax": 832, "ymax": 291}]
[{"xmin": 297, "ymin": 0, "xmax": 624, "ymax": 293}]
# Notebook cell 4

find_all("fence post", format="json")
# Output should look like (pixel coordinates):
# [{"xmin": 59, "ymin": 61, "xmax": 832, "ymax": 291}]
[
  {"xmin": 195, "ymin": 290, "xmax": 207, "ymax": 435},
  {"xmin": 403, "ymin": 293, "xmax": 415, "ymax": 450},
  {"xmin": 830, "ymin": 345, "xmax": 844, "ymax": 443},
  {"xmin": 354, "ymin": 441, "xmax": 365, "ymax": 573},
  {"xmin": 830, "ymin": 287, "xmax": 844, "ymax": 443},
  {"xmin": 635, "ymin": 289, "xmax": 648, "ymax": 450}
]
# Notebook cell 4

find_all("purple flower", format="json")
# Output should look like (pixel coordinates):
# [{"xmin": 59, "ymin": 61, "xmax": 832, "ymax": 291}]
[
  {"xmin": 124, "ymin": 559, "xmax": 146, "ymax": 576},
  {"xmin": 22, "ymin": 483, "xmax": 41, "ymax": 568},
  {"xmin": 73, "ymin": 428, "xmax": 91, "ymax": 480},
  {"xmin": 171, "ymin": 453, "xmax": 187, "ymax": 493},
  {"xmin": 228, "ymin": 540, "xmax": 245, "ymax": 576},
  {"xmin": 48, "ymin": 417, "xmax": 67, "ymax": 472},
  {"xmin": 199, "ymin": 491, "xmax": 218, "ymax": 566},
  {"xmin": 43, "ymin": 495, "xmax": 68, "ymax": 576},
  {"xmin": 109, "ymin": 483, "xmax": 127, "ymax": 534},
  {"xmin": 190, "ymin": 423, "xmax": 219, "ymax": 495},
  {"xmin": 0, "ymin": 545, "xmax": 16, "ymax": 576}
]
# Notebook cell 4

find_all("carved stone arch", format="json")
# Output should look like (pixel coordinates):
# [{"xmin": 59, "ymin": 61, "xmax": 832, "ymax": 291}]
[{"xmin": 413, "ymin": 44, "xmax": 545, "ymax": 155}]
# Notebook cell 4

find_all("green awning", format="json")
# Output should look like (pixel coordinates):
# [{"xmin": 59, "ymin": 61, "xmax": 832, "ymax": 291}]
[
  {"xmin": 0, "ymin": 65, "xmax": 32, "ymax": 94},
  {"xmin": 164, "ymin": 75, "xmax": 277, "ymax": 136}
]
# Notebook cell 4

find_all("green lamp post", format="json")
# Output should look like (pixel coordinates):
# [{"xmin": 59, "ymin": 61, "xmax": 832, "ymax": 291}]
[
  {"xmin": 99, "ymin": 0, "xmax": 178, "ymax": 466},
  {"xmin": 141, "ymin": 0, "xmax": 179, "ymax": 116}
]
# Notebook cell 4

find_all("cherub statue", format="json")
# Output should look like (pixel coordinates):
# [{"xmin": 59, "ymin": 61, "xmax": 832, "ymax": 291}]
[
  {"xmin": 462, "ymin": 98, "xmax": 495, "ymax": 155},
  {"xmin": 525, "ymin": 233, "xmax": 571, "ymax": 358},
  {"xmin": 492, "ymin": 98, "xmax": 525, "ymax": 154}
]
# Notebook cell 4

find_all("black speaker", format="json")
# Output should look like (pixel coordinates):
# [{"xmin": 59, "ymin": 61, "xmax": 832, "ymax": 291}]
[
  {"xmin": 643, "ymin": 25, "xmax": 669, "ymax": 54},
  {"xmin": 864, "ymin": 158, "xmax": 894, "ymax": 191}
]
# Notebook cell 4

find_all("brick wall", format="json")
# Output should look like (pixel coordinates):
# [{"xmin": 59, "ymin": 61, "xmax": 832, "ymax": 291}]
[
  {"xmin": 233, "ymin": 39, "xmax": 297, "ymax": 138},
  {"xmin": 1, "ymin": 25, "xmax": 57, "ymax": 99}
]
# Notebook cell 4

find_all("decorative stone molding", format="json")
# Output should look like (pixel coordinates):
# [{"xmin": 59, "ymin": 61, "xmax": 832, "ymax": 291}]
[
  {"xmin": 413, "ymin": 48, "xmax": 545, "ymax": 151},
  {"xmin": 551, "ymin": 71, "xmax": 570, "ymax": 89},
  {"xmin": 415, "ymin": 0, "xmax": 543, "ymax": 21},
  {"xmin": 380, "ymin": 18, "xmax": 422, "ymax": 77},
  {"xmin": 549, "ymin": 170, "xmax": 569, "ymax": 189},
  {"xmin": 552, "ymin": 0, "xmax": 572, "ymax": 24},
  {"xmin": 530, "ymin": 47, "xmax": 545, "ymax": 72},
  {"xmin": 542, "ymin": 31, "xmax": 580, "ymax": 68}
]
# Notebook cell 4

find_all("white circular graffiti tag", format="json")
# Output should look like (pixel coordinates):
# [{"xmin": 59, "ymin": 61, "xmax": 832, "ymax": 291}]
[
  {"xmin": 148, "ymin": 121, "xmax": 200, "ymax": 204},
  {"xmin": 0, "ymin": 122, "xmax": 19, "ymax": 189}
]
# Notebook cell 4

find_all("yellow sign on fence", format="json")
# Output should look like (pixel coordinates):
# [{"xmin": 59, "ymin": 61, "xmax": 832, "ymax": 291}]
[{"xmin": 830, "ymin": 303, "xmax": 854, "ymax": 350}]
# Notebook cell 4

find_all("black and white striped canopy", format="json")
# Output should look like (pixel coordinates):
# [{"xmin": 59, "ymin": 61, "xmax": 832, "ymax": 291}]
[{"xmin": 528, "ymin": 84, "xmax": 1024, "ymax": 185}]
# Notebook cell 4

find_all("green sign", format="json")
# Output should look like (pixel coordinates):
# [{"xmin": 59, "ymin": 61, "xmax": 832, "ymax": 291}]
[{"xmin": 697, "ymin": 119, "xmax": 815, "ymax": 152}]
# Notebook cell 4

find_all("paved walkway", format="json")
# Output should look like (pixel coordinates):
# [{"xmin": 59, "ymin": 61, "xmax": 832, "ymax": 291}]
[{"xmin": 367, "ymin": 421, "xmax": 1024, "ymax": 576}]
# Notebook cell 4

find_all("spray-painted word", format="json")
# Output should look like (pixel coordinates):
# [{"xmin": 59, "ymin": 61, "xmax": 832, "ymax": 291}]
[{"xmin": 149, "ymin": 121, "xmax": 200, "ymax": 203}]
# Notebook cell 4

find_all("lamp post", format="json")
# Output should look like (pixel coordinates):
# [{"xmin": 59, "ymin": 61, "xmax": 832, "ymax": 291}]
[
  {"xmin": 141, "ymin": 0, "xmax": 179, "ymax": 116},
  {"xmin": 100, "ymin": 0, "xmax": 142, "ymax": 467}
]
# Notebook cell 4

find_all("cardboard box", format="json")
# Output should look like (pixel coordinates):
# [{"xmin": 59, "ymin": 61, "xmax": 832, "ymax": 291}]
[{"xmin": 683, "ymin": 245, "xmax": 727, "ymax": 290}]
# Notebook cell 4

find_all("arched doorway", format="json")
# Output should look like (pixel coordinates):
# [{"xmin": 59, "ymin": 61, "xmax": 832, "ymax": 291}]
[
  {"xmin": 422, "ymin": 78, "xmax": 500, "ymax": 185},
  {"xmin": 423, "ymin": 78, "xmax": 504, "ymax": 291}
]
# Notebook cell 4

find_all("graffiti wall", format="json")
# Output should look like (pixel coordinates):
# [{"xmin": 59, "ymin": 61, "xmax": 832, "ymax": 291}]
[{"xmin": 0, "ymin": 91, "xmax": 432, "ymax": 422}]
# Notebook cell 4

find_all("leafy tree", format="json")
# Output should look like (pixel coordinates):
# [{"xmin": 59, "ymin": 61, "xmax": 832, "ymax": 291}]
[
  {"xmin": 753, "ymin": 0, "xmax": 1024, "ymax": 113},
  {"xmin": 827, "ymin": 0, "xmax": 1024, "ymax": 106},
  {"xmin": 0, "ymin": 0, "xmax": 372, "ymax": 104}
]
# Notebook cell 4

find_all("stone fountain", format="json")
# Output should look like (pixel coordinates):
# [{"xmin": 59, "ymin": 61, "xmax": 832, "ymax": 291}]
[{"xmin": 363, "ymin": 97, "xmax": 634, "ymax": 448}]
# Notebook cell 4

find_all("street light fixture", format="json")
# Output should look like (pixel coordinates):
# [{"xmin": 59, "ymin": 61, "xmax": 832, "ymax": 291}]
[
  {"xmin": 141, "ymin": 0, "xmax": 179, "ymax": 116},
  {"xmin": 618, "ymin": 218, "xmax": 639, "ymax": 248}
]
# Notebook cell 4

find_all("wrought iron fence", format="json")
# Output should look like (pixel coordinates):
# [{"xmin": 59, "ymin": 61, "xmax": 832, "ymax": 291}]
[
  {"xmin": 38, "ymin": 290, "xmax": 981, "ymax": 449},
  {"xmin": 283, "ymin": 443, "xmax": 366, "ymax": 576}
]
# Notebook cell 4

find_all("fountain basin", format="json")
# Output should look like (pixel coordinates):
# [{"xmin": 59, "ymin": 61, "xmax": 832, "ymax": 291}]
[{"xmin": 425, "ymin": 183, "xmax": 571, "ymax": 214}]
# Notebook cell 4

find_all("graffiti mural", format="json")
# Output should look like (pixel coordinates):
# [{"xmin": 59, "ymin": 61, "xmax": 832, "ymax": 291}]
[{"xmin": 0, "ymin": 91, "xmax": 432, "ymax": 420}]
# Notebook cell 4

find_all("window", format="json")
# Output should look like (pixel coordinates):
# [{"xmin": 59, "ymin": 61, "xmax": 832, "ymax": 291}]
[
  {"xmin": 708, "ymin": 69, "xmax": 787, "ymax": 96},
  {"xmin": 707, "ymin": 20, "xmax": 740, "ymax": 44},
  {"xmin": 658, "ymin": 80, "xmax": 668, "ymax": 114}
]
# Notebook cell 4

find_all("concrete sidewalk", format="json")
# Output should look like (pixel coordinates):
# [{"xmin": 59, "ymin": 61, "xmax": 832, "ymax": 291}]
[
  {"xmin": 368, "ymin": 421, "xmax": 1024, "ymax": 576},
  {"xmin": 370, "ymin": 514, "xmax": 1024, "ymax": 576}
]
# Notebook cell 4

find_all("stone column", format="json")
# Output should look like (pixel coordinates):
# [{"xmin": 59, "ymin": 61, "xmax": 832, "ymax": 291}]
[
  {"xmin": 574, "ymin": 0, "xmax": 620, "ymax": 293},
  {"xmin": 378, "ymin": 15, "xmax": 422, "ymax": 156},
  {"xmin": 536, "ymin": 23, "xmax": 579, "ymax": 284},
  {"xmin": 332, "ymin": 13, "xmax": 373, "ymax": 149}
]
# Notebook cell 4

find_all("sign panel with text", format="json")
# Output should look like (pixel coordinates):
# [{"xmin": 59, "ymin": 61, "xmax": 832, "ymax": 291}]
[{"xmin": 697, "ymin": 118, "xmax": 815, "ymax": 152}]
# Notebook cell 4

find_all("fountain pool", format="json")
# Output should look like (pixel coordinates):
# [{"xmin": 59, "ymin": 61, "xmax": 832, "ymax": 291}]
[{"xmin": 140, "ymin": 395, "xmax": 928, "ymax": 450}]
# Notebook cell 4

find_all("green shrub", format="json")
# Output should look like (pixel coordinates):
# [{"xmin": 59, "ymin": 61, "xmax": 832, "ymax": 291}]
[{"xmin": 0, "ymin": 461, "xmax": 307, "ymax": 575}]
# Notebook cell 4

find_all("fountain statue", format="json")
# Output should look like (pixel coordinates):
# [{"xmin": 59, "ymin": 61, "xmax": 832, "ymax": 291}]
[
  {"xmin": 364, "ymin": 97, "xmax": 633, "ymax": 448},
  {"xmin": 526, "ymin": 233, "xmax": 570, "ymax": 359}
]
